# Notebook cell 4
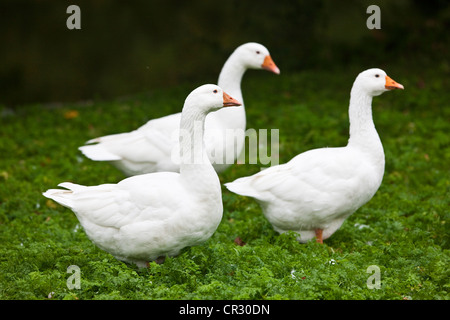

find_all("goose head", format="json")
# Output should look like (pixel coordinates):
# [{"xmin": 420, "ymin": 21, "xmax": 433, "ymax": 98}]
[
  {"xmin": 234, "ymin": 42, "xmax": 280, "ymax": 74},
  {"xmin": 354, "ymin": 68, "xmax": 404, "ymax": 97},
  {"xmin": 184, "ymin": 84, "xmax": 242, "ymax": 115}
]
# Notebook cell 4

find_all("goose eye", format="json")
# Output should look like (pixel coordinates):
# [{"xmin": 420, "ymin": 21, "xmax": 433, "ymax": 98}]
[
  {"xmin": 256, "ymin": 51, "xmax": 260, "ymax": 54},
  {"xmin": 213, "ymin": 89, "xmax": 218, "ymax": 94},
  {"xmin": 375, "ymin": 74, "xmax": 380, "ymax": 78}
]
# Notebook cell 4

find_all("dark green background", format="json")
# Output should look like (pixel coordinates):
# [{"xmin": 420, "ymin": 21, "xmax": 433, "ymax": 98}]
[{"xmin": 1, "ymin": 0, "xmax": 448, "ymax": 107}]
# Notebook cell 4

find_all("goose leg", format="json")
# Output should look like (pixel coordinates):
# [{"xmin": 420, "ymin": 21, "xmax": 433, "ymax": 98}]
[
  {"xmin": 145, "ymin": 256, "xmax": 166, "ymax": 267},
  {"xmin": 315, "ymin": 229, "xmax": 323, "ymax": 244},
  {"xmin": 155, "ymin": 256, "xmax": 166, "ymax": 264}
]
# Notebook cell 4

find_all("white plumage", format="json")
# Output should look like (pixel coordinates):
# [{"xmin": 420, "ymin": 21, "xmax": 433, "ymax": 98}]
[
  {"xmin": 225, "ymin": 68, "xmax": 404, "ymax": 243},
  {"xmin": 44, "ymin": 84, "xmax": 241, "ymax": 267},
  {"xmin": 79, "ymin": 43, "xmax": 279, "ymax": 176}
]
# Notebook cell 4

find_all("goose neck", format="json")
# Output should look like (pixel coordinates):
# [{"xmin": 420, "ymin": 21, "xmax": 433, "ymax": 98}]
[
  {"xmin": 213, "ymin": 54, "xmax": 246, "ymax": 130},
  {"xmin": 348, "ymin": 87, "xmax": 374, "ymax": 136},
  {"xmin": 179, "ymin": 109, "xmax": 218, "ymax": 188},
  {"xmin": 218, "ymin": 55, "xmax": 246, "ymax": 102},
  {"xmin": 179, "ymin": 110, "xmax": 208, "ymax": 167},
  {"xmin": 347, "ymin": 87, "xmax": 382, "ymax": 154}
]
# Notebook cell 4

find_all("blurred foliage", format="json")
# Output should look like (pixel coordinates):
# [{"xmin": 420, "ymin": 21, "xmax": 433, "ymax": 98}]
[{"xmin": 0, "ymin": 0, "xmax": 449, "ymax": 107}]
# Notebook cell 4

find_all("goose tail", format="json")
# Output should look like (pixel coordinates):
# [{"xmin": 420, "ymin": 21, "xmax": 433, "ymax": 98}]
[
  {"xmin": 78, "ymin": 143, "xmax": 121, "ymax": 161},
  {"xmin": 43, "ymin": 182, "xmax": 85, "ymax": 209},
  {"xmin": 225, "ymin": 178, "xmax": 260, "ymax": 199}
]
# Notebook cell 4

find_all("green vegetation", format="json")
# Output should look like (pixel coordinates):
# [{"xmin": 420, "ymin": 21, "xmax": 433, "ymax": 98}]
[{"xmin": 0, "ymin": 66, "xmax": 448, "ymax": 300}]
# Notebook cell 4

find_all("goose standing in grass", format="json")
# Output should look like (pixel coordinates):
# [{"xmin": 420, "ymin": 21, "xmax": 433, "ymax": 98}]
[
  {"xmin": 79, "ymin": 42, "xmax": 279, "ymax": 175},
  {"xmin": 225, "ymin": 68, "xmax": 404, "ymax": 244},
  {"xmin": 44, "ymin": 85, "xmax": 241, "ymax": 267}
]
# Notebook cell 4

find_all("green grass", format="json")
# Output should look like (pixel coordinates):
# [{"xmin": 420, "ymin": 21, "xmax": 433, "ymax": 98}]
[{"xmin": 0, "ymin": 66, "xmax": 448, "ymax": 300}]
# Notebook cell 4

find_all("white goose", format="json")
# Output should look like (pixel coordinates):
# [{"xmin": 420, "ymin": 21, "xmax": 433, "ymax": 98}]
[
  {"xmin": 79, "ymin": 42, "xmax": 279, "ymax": 175},
  {"xmin": 225, "ymin": 68, "xmax": 404, "ymax": 243},
  {"xmin": 44, "ymin": 85, "xmax": 241, "ymax": 267}
]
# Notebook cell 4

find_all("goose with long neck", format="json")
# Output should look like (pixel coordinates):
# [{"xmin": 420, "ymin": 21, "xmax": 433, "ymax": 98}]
[
  {"xmin": 213, "ymin": 42, "xmax": 279, "ymax": 132},
  {"xmin": 43, "ymin": 85, "xmax": 241, "ymax": 267},
  {"xmin": 225, "ymin": 68, "xmax": 404, "ymax": 244},
  {"xmin": 178, "ymin": 88, "xmax": 241, "ymax": 191},
  {"xmin": 206, "ymin": 42, "xmax": 280, "ymax": 172},
  {"xmin": 79, "ymin": 42, "xmax": 279, "ymax": 176}
]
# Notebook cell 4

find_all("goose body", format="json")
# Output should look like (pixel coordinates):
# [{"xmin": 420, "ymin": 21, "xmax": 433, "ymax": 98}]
[
  {"xmin": 225, "ymin": 69, "xmax": 404, "ymax": 243},
  {"xmin": 44, "ymin": 85, "xmax": 241, "ymax": 267},
  {"xmin": 79, "ymin": 43, "xmax": 279, "ymax": 175}
]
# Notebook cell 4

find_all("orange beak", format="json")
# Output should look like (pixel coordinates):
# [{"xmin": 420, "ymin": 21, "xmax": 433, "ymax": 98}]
[
  {"xmin": 223, "ymin": 91, "xmax": 242, "ymax": 107},
  {"xmin": 385, "ymin": 75, "xmax": 404, "ymax": 90},
  {"xmin": 261, "ymin": 55, "xmax": 280, "ymax": 74}
]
